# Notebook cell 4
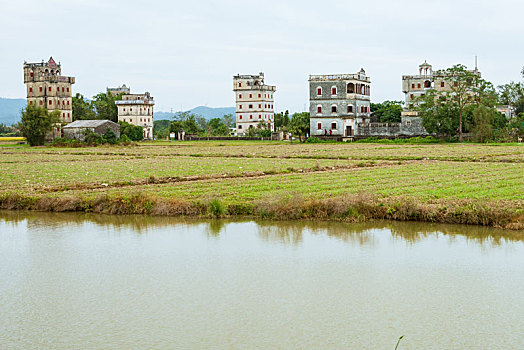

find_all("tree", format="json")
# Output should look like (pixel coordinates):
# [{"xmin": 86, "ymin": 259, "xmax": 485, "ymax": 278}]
[
  {"xmin": 371, "ymin": 101, "xmax": 403, "ymax": 123},
  {"xmin": 208, "ymin": 118, "xmax": 229, "ymax": 135},
  {"xmin": 174, "ymin": 112, "xmax": 200, "ymax": 134},
  {"xmin": 437, "ymin": 64, "xmax": 483, "ymax": 142},
  {"xmin": 20, "ymin": 105, "xmax": 60, "ymax": 146},
  {"xmin": 417, "ymin": 90, "xmax": 459, "ymax": 140},
  {"xmin": 222, "ymin": 114, "xmax": 235, "ymax": 128},
  {"xmin": 102, "ymin": 128, "xmax": 118, "ymax": 144},
  {"xmin": 119, "ymin": 121, "xmax": 144, "ymax": 141},
  {"xmin": 92, "ymin": 92, "xmax": 121, "ymax": 122},
  {"xmin": 498, "ymin": 82, "xmax": 524, "ymax": 116},
  {"xmin": 471, "ymin": 105, "xmax": 496, "ymax": 142},
  {"xmin": 289, "ymin": 112, "xmax": 310, "ymax": 142},
  {"xmin": 274, "ymin": 110, "xmax": 290, "ymax": 129},
  {"xmin": 72, "ymin": 93, "xmax": 95, "ymax": 121}
]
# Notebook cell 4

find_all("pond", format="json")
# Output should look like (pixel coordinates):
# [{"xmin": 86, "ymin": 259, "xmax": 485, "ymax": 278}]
[{"xmin": 1, "ymin": 211, "xmax": 523, "ymax": 349}]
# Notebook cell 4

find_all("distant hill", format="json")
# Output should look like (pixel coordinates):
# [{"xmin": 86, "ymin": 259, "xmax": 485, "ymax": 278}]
[
  {"xmin": 0, "ymin": 98, "xmax": 26, "ymax": 125},
  {"xmin": 0, "ymin": 99, "xmax": 234, "ymax": 125},
  {"xmin": 155, "ymin": 106, "xmax": 235, "ymax": 120}
]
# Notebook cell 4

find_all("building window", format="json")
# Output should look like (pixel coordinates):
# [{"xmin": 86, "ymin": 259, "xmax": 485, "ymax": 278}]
[
  {"xmin": 410, "ymin": 94, "xmax": 414, "ymax": 99},
  {"xmin": 249, "ymin": 104, "xmax": 253, "ymax": 109},
  {"xmin": 411, "ymin": 84, "xmax": 415, "ymax": 89},
  {"xmin": 239, "ymin": 105, "xmax": 242, "ymax": 109},
  {"xmin": 57, "ymin": 87, "xmax": 60, "ymax": 92},
  {"xmin": 49, "ymin": 100, "xmax": 52, "ymax": 105},
  {"xmin": 317, "ymin": 87, "xmax": 322, "ymax": 95},
  {"xmin": 239, "ymin": 115, "xmax": 242, "ymax": 119},
  {"xmin": 331, "ymin": 122, "xmax": 337, "ymax": 129},
  {"xmin": 331, "ymin": 105, "xmax": 337, "ymax": 113},
  {"xmin": 250, "ymin": 115, "xmax": 253, "ymax": 119},
  {"xmin": 259, "ymin": 115, "xmax": 261, "ymax": 119},
  {"xmin": 239, "ymin": 125, "xmax": 242, "ymax": 129},
  {"xmin": 347, "ymin": 105, "xmax": 353, "ymax": 113},
  {"xmin": 49, "ymin": 87, "xmax": 52, "ymax": 92},
  {"xmin": 239, "ymin": 94, "xmax": 242, "ymax": 99},
  {"xmin": 29, "ymin": 87, "xmax": 33, "ymax": 93},
  {"xmin": 67, "ymin": 87, "xmax": 70, "ymax": 92},
  {"xmin": 30, "ymin": 72, "xmax": 34, "ymax": 78},
  {"xmin": 39, "ymin": 87, "xmax": 43, "ymax": 92},
  {"xmin": 258, "ymin": 94, "xmax": 261, "ymax": 98},
  {"xmin": 249, "ymin": 94, "xmax": 252, "ymax": 98},
  {"xmin": 417, "ymin": 83, "xmax": 421, "ymax": 88},
  {"xmin": 29, "ymin": 101, "xmax": 33, "ymax": 105},
  {"xmin": 331, "ymin": 86, "xmax": 337, "ymax": 95},
  {"xmin": 317, "ymin": 122, "xmax": 322, "ymax": 130},
  {"xmin": 317, "ymin": 105, "xmax": 322, "ymax": 114},
  {"xmin": 239, "ymin": 83, "xmax": 242, "ymax": 87},
  {"xmin": 441, "ymin": 82, "xmax": 445, "ymax": 87},
  {"xmin": 259, "ymin": 104, "xmax": 261, "ymax": 108}
]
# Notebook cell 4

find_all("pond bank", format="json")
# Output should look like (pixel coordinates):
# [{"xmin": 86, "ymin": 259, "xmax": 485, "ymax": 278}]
[{"xmin": 1, "ymin": 192, "xmax": 522, "ymax": 230}]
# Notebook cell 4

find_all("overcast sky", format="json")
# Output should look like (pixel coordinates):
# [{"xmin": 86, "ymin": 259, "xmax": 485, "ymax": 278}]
[{"xmin": 1, "ymin": 0, "xmax": 523, "ymax": 112}]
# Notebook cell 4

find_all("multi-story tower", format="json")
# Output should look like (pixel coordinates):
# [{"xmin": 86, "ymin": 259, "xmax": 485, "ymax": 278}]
[
  {"xmin": 115, "ymin": 91, "xmax": 154, "ymax": 139},
  {"xmin": 233, "ymin": 73, "xmax": 276, "ymax": 134},
  {"xmin": 309, "ymin": 69, "xmax": 371, "ymax": 137},
  {"xmin": 402, "ymin": 60, "xmax": 481, "ymax": 109},
  {"xmin": 107, "ymin": 84, "xmax": 130, "ymax": 97},
  {"xmin": 23, "ymin": 57, "xmax": 75, "ymax": 128}
]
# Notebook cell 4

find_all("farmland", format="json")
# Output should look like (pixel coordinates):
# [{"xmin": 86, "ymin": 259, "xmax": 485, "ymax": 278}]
[{"xmin": 0, "ymin": 141, "xmax": 523, "ymax": 229}]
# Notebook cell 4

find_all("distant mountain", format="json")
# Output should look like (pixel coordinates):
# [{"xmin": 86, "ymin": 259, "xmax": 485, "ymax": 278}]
[
  {"xmin": 0, "ymin": 98, "xmax": 26, "ymax": 125},
  {"xmin": 155, "ymin": 106, "xmax": 235, "ymax": 120}
]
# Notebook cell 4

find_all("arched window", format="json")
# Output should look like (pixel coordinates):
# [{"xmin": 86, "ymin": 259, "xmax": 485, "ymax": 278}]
[
  {"xmin": 317, "ymin": 87, "xmax": 322, "ymax": 96},
  {"xmin": 317, "ymin": 105, "xmax": 322, "ymax": 114},
  {"xmin": 424, "ymin": 80, "xmax": 431, "ymax": 88},
  {"xmin": 317, "ymin": 122, "xmax": 322, "ymax": 130},
  {"xmin": 347, "ymin": 83, "xmax": 355, "ymax": 93},
  {"xmin": 347, "ymin": 105, "xmax": 353, "ymax": 113},
  {"xmin": 331, "ymin": 105, "xmax": 337, "ymax": 113},
  {"xmin": 361, "ymin": 85, "xmax": 365, "ymax": 94},
  {"xmin": 331, "ymin": 86, "xmax": 337, "ymax": 95}
]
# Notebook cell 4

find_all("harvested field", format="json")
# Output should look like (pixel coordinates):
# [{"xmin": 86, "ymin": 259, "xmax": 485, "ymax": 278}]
[{"xmin": 0, "ymin": 141, "xmax": 523, "ymax": 229}]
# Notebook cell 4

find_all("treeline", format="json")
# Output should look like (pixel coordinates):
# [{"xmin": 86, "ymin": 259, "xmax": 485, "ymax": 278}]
[{"xmin": 72, "ymin": 92, "xmax": 121, "ymax": 122}]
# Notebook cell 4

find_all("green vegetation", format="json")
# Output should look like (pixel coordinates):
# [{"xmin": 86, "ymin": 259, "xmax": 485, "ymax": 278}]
[
  {"xmin": 0, "ymin": 141, "xmax": 522, "ymax": 229},
  {"xmin": 370, "ymin": 101, "xmax": 403, "ymax": 123},
  {"xmin": 19, "ymin": 105, "xmax": 60, "ymax": 146}
]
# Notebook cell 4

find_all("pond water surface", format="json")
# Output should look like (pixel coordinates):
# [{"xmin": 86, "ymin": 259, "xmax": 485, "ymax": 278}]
[{"xmin": 1, "ymin": 211, "xmax": 524, "ymax": 349}]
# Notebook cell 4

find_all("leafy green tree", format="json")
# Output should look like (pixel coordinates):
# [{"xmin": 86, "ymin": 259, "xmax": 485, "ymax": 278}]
[
  {"xmin": 274, "ymin": 110, "xmax": 290, "ymax": 129},
  {"xmin": 416, "ymin": 90, "xmax": 459, "ymax": 139},
  {"xmin": 498, "ymin": 82, "xmax": 524, "ymax": 116},
  {"xmin": 222, "ymin": 114, "xmax": 235, "ymax": 128},
  {"xmin": 72, "ymin": 93, "xmax": 96, "ymax": 121},
  {"xmin": 102, "ymin": 128, "xmax": 118, "ymax": 144},
  {"xmin": 174, "ymin": 112, "xmax": 200, "ymax": 134},
  {"xmin": 119, "ymin": 121, "xmax": 144, "ymax": 141},
  {"xmin": 208, "ymin": 118, "xmax": 229, "ymax": 135},
  {"xmin": 92, "ymin": 92, "xmax": 121, "ymax": 122},
  {"xmin": 20, "ymin": 105, "xmax": 60, "ymax": 146},
  {"xmin": 195, "ymin": 116, "xmax": 208, "ymax": 131},
  {"xmin": 471, "ymin": 105, "xmax": 496, "ymax": 142},
  {"xmin": 289, "ymin": 112, "xmax": 310, "ymax": 142},
  {"xmin": 371, "ymin": 101, "xmax": 403, "ymax": 123}
]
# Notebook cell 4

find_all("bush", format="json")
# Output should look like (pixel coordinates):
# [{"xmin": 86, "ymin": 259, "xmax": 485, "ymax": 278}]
[
  {"xmin": 102, "ymin": 128, "xmax": 118, "ymax": 144},
  {"xmin": 84, "ymin": 131, "xmax": 103, "ymax": 145},
  {"xmin": 355, "ymin": 136, "xmax": 440, "ymax": 144},
  {"xmin": 118, "ymin": 134, "xmax": 132, "ymax": 145}
]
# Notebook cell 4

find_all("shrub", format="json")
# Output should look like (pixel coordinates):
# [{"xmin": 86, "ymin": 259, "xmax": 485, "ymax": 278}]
[
  {"xmin": 208, "ymin": 199, "xmax": 225, "ymax": 217},
  {"xmin": 103, "ymin": 128, "xmax": 118, "ymax": 144}
]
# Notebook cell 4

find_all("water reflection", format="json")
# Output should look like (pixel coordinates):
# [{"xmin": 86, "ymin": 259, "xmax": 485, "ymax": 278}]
[{"xmin": 1, "ymin": 210, "xmax": 523, "ymax": 246}]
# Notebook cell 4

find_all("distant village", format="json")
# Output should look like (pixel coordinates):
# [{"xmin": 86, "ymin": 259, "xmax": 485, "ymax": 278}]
[{"xmin": 20, "ymin": 57, "xmax": 518, "ymax": 142}]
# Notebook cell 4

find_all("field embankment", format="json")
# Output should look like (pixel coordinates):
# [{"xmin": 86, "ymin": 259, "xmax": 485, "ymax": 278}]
[{"xmin": 0, "ymin": 141, "xmax": 522, "ymax": 229}]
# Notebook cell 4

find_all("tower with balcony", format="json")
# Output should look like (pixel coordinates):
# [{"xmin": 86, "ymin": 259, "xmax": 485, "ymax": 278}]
[
  {"xmin": 309, "ymin": 69, "xmax": 371, "ymax": 138},
  {"xmin": 115, "ymin": 90, "xmax": 154, "ymax": 139},
  {"xmin": 23, "ymin": 57, "xmax": 75, "ymax": 136},
  {"xmin": 233, "ymin": 72, "xmax": 276, "ymax": 134}
]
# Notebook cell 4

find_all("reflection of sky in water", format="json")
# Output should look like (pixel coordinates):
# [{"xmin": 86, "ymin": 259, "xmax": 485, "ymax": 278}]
[{"xmin": 1, "ymin": 211, "xmax": 524, "ymax": 349}]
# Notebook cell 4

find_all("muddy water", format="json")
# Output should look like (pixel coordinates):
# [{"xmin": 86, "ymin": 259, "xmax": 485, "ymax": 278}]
[{"xmin": 1, "ymin": 211, "xmax": 523, "ymax": 349}]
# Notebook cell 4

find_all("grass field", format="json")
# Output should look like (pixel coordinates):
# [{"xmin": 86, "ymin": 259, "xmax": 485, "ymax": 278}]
[{"xmin": 1, "ymin": 141, "xmax": 523, "ymax": 229}]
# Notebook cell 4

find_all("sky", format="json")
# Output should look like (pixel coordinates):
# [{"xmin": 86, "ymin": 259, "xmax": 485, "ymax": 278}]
[{"xmin": 1, "ymin": 0, "xmax": 523, "ymax": 113}]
